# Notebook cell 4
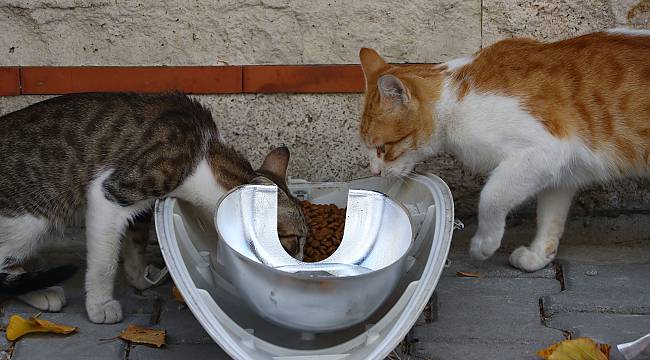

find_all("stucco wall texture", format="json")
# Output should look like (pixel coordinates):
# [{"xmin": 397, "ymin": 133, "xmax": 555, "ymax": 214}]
[{"xmin": 0, "ymin": 0, "xmax": 649, "ymax": 217}]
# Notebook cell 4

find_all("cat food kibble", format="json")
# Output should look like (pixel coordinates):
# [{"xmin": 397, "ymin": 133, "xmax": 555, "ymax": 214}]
[{"xmin": 299, "ymin": 201, "xmax": 346, "ymax": 262}]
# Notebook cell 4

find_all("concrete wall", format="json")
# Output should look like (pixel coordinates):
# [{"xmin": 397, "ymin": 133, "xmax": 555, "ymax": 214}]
[{"xmin": 1, "ymin": 0, "xmax": 649, "ymax": 217}]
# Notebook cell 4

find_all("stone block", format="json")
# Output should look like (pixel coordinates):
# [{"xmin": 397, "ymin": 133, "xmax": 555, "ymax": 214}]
[
  {"xmin": 482, "ymin": 0, "xmax": 616, "ymax": 47},
  {"xmin": 0, "ymin": 0, "xmax": 480, "ymax": 66},
  {"xmin": 9, "ymin": 313, "xmax": 150, "ymax": 360},
  {"xmin": 542, "ymin": 262, "xmax": 650, "ymax": 316},
  {"xmin": 129, "ymin": 344, "xmax": 230, "ymax": 360},
  {"xmin": 546, "ymin": 312, "xmax": 650, "ymax": 346},
  {"xmin": 412, "ymin": 277, "xmax": 563, "ymax": 353}
]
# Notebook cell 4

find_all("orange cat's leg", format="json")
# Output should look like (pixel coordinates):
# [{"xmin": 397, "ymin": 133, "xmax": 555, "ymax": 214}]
[{"xmin": 510, "ymin": 187, "xmax": 575, "ymax": 272}]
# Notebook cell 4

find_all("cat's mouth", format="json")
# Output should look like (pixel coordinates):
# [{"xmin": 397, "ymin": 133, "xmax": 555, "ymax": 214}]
[
  {"xmin": 381, "ymin": 164, "xmax": 416, "ymax": 177},
  {"xmin": 370, "ymin": 157, "xmax": 417, "ymax": 177}
]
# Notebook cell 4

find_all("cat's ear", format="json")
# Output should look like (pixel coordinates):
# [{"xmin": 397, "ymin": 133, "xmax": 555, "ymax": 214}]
[
  {"xmin": 360, "ymin": 48, "xmax": 387, "ymax": 81},
  {"xmin": 259, "ymin": 146, "xmax": 290, "ymax": 180},
  {"xmin": 378, "ymin": 74, "xmax": 410, "ymax": 107}
]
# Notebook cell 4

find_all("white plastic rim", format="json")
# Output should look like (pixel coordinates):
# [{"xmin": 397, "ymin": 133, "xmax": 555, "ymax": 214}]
[{"xmin": 155, "ymin": 173, "xmax": 455, "ymax": 360}]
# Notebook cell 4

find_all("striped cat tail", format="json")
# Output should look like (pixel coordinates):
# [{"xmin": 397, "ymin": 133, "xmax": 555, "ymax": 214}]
[{"xmin": 0, "ymin": 264, "xmax": 77, "ymax": 295}]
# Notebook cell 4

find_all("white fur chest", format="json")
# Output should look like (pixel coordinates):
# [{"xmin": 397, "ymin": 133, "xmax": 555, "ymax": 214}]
[
  {"xmin": 436, "ymin": 80, "xmax": 557, "ymax": 174},
  {"xmin": 171, "ymin": 159, "xmax": 227, "ymax": 214}
]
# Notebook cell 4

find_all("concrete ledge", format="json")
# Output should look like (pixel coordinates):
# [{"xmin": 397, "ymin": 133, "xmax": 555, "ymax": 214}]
[
  {"xmin": 20, "ymin": 66, "xmax": 243, "ymax": 95},
  {"xmin": 0, "ymin": 65, "xmax": 370, "ymax": 95},
  {"xmin": 243, "ymin": 65, "xmax": 364, "ymax": 93},
  {"xmin": 0, "ymin": 67, "xmax": 20, "ymax": 96}
]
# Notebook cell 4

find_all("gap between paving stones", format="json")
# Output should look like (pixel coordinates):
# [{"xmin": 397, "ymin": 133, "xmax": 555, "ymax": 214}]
[
  {"xmin": 538, "ymin": 263, "xmax": 575, "ymax": 341},
  {"xmin": 538, "ymin": 256, "xmax": 650, "ymax": 352}
]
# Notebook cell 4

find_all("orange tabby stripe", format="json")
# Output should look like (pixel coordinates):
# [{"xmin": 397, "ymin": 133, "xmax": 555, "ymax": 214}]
[
  {"xmin": 451, "ymin": 32, "xmax": 650, "ymax": 164},
  {"xmin": 359, "ymin": 61, "xmax": 443, "ymax": 156}
]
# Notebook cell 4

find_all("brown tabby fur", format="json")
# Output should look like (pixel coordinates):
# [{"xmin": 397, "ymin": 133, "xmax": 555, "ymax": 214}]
[{"xmin": 0, "ymin": 92, "xmax": 307, "ymax": 322}]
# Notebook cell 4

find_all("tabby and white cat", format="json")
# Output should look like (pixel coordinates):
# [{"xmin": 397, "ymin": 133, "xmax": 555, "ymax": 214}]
[
  {"xmin": 0, "ymin": 93, "xmax": 308, "ymax": 323},
  {"xmin": 358, "ymin": 29, "xmax": 650, "ymax": 272}
]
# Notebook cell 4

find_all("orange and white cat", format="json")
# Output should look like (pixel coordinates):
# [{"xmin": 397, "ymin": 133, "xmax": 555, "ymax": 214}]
[{"xmin": 358, "ymin": 28, "xmax": 650, "ymax": 272}]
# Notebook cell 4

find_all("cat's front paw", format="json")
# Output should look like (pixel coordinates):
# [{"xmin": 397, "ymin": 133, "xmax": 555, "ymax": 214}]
[
  {"xmin": 470, "ymin": 234, "xmax": 500, "ymax": 260},
  {"xmin": 86, "ymin": 299, "xmax": 123, "ymax": 324},
  {"xmin": 509, "ymin": 246, "xmax": 552, "ymax": 272},
  {"xmin": 17, "ymin": 286, "xmax": 66, "ymax": 312}
]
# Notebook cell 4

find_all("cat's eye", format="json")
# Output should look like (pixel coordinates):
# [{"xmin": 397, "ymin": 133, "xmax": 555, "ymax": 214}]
[{"xmin": 376, "ymin": 144, "xmax": 386, "ymax": 157}]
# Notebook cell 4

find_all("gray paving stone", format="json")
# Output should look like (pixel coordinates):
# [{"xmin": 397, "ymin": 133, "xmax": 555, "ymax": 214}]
[
  {"xmin": 412, "ymin": 277, "xmax": 564, "ymax": 358},
  {"xmin": 158, "ymin": 306, "xmax": 213, "ymax": 345},
  {"xmin": 13, "ymin": 340, "xmax": 125, "ymax": 360},
  {"xmin": 443, "ymin": 252, "xmax": 556, "ymax": 279},
  {"xmin": 1, "ymin": 274, "xmax": 159, "ymax": 319},
  {"xmin": 452, "ymin": 216, "xmax": 650, "ymax": 255},
  {"xmin": 558, "ymin": 245, "xmax": 650, "ymax": 265},
  {"xmin": 416, "ymin": 341, "xmax": 549, "ymax": 360},
  {"xmin": 129, "ymin": 344, "xmax": 231, "ymax": 360},
  {"xmin": 547, "ymin": 312, "xmax": 650, "ymax": 347},
  {"xmin": 0, "ymin": 330, "xmax": 9, "ymax": 354},
  {"xmin": 542, "ymin": 262, "xmax": 650, "ymax": 316},
  {"xmin": 6, "ymin": 218, "xmax": 648, "ymax": 359},
  {"xmin": 1, "ymin": 248, "xmax": 161, "ymax": 318},
  {"xmin": 9, "ymin": 313, "xmax": 151, "ymax": 360},
  {"xmin": 131, "ymin": 282, "xmax": 213, "ymax": 345},
  {"xmin": 3, "ymin": 226, "xmax": 198, "ymax": 342}
]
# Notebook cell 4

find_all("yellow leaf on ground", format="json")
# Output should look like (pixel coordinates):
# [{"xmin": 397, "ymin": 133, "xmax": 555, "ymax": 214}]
[
  {"xmin": 119, "ymin": 324, "xmax": 166, "ymax": 348},
  {"xmin": 172, "ymin": 286, "xmax": 185, "ymax": 304},
  {"xmin": 5, "ymin": 314, "xmax": 77, "ymax": 341},
  {"xmin": 598, "ymin": 344, "xmax": 611, "ymax": 357},
  {"xmin": 456, "ymin": 271, "xmax": 481, "ymax": 278},
  {"xmin": 537, "ymin": 338, "xmax": 610, "ymax": 360},
  {"xmin": 538, "ymin": 342, "xmax": 561, "ymax": 359}
]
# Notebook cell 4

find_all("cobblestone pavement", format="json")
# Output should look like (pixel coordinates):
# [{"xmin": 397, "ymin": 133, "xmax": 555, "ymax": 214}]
[{"xmin": 1, "ymin": 214, "xmax": 649, "ymax": 360}]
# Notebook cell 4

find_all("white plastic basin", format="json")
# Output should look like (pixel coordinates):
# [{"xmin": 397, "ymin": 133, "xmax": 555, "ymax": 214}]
[{"xmin": 154, "ymin": 173, "xmax": 454, "ymax": 360}]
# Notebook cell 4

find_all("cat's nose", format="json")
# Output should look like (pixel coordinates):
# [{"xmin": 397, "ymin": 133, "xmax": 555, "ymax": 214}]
[{"xmin": 371, "ymin": 169, "xmax": 382, "ymax": 176}]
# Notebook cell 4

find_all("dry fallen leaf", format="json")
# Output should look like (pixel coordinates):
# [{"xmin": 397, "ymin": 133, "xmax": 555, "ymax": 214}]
[
  {"xmin": 537, "ymin": 338, "xmax": 610, "ymax": 360},
  {"xmin": 172, "ymin": 286, "xmax": 185, "ymax": 304},
  {"xmin": 119, "ymin": 324, "xmax": 166, "ymax": 348},
  {"xmin": 598, "ymin": 343, "xmax": 611, "ymax": 357},
  {"xmin": 538, "ymin": 342, "xmax": 562, "ymax": 359},
  {"xmin": 5, "ymin": 314, "xmax": 77, "ymax": 341},
  {"xmin": 456, "ymin": 271, "xmax": 481, "ymax": 278}
]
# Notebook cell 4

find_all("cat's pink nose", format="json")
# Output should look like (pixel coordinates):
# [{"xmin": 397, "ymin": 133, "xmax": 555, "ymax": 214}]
[{"xmin": 371, "ymin": 169, "xmax": 381, "ymax": 176}]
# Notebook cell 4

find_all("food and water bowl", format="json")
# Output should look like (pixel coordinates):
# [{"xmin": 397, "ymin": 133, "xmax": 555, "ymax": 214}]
[{"xmin": 155, "ymin": 173, "xmax": 457, "ymax": 359}]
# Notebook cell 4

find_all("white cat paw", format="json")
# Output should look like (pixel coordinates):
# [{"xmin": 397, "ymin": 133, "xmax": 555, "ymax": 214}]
[
  {"xmin": 86, "ymin": 299, "xmax": 123, "ymax": 324},
  {"xmin": 509, "ymin": 246, "xmax": 552, "ymax": 272},
  {"xmin": 17, "ymin": 286, "xmax": 66, "ymax": 312},
  {"xmin": 469, "ymin": 234, "xmax": 500, "ymax": 260}
]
